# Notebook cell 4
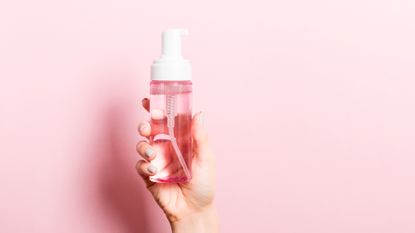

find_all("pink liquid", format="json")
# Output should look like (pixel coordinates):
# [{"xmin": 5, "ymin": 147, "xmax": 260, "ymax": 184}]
[{"xmin": 149, "ymin": 80, "xmax": 192, "ymax": 183}]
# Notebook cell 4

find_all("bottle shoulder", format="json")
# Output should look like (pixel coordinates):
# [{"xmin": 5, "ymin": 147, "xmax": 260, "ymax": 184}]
[
  {"xmin": 150, "ymin": 80, "xmax": 192, "ymax": 95},
  {"xmin": 150, "ymin": 80, "xmax": 192, "ymax": 85}
]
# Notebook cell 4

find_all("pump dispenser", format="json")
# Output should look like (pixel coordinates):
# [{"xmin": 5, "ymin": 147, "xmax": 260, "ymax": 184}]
[
  {"xmin": 149, "ymin": 29, "xmax": 193, "ymax": 183},
  {"xmin": 151, "ymin": 29, "xmax": 191, "ymax": 81}
]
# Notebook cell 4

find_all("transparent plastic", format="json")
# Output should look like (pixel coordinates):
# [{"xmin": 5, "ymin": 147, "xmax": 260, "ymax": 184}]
[{"xmin": 149, "ymin": 80, "xmax": 192, "ymax": 183}]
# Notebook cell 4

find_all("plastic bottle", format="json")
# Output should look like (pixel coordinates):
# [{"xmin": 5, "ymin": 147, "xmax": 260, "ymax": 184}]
[{"xmin": 149, "ymin": 29, "xmax": 192, "ymax": 183}]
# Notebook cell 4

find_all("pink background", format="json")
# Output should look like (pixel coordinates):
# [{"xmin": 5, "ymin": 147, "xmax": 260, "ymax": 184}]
[{"xmin": 1, "ymin": 0, "xmax": 415, "ymax": 232}]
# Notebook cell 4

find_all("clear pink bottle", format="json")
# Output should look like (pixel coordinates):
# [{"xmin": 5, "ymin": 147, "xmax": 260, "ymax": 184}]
[{"xmin": 149, "ymin": 29, "xmax": 193, "ymax": 183}]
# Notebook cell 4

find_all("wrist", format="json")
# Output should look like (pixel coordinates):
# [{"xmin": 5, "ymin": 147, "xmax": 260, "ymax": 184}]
[{"xmin": 170, "ymin": 205, "xmax": 219, "ymax": 233}]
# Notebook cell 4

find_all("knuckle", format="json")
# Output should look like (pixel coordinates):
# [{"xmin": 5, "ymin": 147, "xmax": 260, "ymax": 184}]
[
  {"xmin": 136, "ymin": 160, "xmax": 147, "ymax": 171},
  {"xmin": 136, "ymin": 141, "xmax": 147, "ymax": 151}
]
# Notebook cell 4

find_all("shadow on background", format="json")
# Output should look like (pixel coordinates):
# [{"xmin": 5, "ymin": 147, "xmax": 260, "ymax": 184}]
[{"xmin": 95, "ymin": 100, "xmax": 152, "ymax": 233}]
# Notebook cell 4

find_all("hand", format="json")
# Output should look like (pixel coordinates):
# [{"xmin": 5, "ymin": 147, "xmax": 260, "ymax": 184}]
[{"xmin": 136, "ymin": 98, "xmax": 218, "ymax": 233}]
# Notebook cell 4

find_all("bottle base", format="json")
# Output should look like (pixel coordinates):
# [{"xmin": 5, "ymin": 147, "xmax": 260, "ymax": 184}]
[{"xmin": 149, "ymin": 176, "xmax": 191, "ymax": 184}]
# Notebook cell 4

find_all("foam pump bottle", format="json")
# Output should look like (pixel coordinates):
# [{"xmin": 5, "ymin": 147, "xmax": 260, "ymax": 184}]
[{"xmin": 149, "ymin": 29, "xmax": 193, "ymax": 183}]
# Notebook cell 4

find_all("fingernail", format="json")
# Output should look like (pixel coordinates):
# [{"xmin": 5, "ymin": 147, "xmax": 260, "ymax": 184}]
[
  {"xmin": 142, "ymin": 98, "xmax": 149, "ymax": 105},
  {"xmin": 147, "ymin": 164, "xmax": 157, "ymax": 174},
  {"xmin": 140, "ymin": 123, "xmax": 149, "ymax": 132},
  {"xmin": 151, "ymin": 109, "xmax": 164, "ymax": 120},
  {"xmin": 144, "ymin": 148, "xmax": 154, "ymax": 158}
]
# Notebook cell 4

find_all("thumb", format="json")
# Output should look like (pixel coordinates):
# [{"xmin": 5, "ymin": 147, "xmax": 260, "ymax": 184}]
[{"xmin": 192, "ymin": 111, "xmax": 211, "ymax": 161}]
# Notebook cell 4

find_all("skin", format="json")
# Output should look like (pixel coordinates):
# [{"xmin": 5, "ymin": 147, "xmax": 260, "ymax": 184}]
[{"xmin": 136, "ymin": 98, "xmax": 219, "ymax": 233}]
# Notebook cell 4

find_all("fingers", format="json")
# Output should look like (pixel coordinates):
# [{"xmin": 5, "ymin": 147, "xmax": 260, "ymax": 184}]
[
  {"xmin": 139, "ymin": 97, "xmax": 165, "ymax": 137},
  {"xmin": 142, "ymin": 98, "xmax": 150, "ymax": 112},
  {"xmin": 138, "ymin": 121, "xmax": 151, "ymax": 138},
  {"xmin": 136, "ymin": 160, "xmax": 157, "ymax": 177},
  {"xmin": 138, "ymin": 119, "xmax": 167, "ymax": 138},
  {"xmin": 136, "ymin": 160, "xmax": 157, "ymax": 187},
  {"xmin": 138, "ymin": 98, "xmax": 151, "ymax": 138},
  {"xmin": 137, "ymin": 98, "xmax": 157, "ymax": 187},
  {"xmin": 136, "ymin": 140, "xmax": 157, "ymax": 161},
  {"xmin": 192, "ymin": 111, "xmax": 211, "ymax": 162}
]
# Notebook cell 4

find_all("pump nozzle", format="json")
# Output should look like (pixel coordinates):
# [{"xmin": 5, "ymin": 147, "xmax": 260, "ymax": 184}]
[
  {"xmin": 151, "ymin": 28, "xmax": 192, "ymax": 81},
  {"xmin": 161, "ymin": 29, "xmax": 188, "ymax": 59}
]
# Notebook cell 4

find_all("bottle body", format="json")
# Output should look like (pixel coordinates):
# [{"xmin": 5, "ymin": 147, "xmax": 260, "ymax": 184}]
[{"xmin": 149, "ymin": 80, "xmax": 192, "ymax": 183}]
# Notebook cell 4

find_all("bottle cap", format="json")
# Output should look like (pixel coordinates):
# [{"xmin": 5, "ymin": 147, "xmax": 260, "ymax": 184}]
[{"xmin": 151, "ymin": 29, "xmax": 192, "ymax": 81}]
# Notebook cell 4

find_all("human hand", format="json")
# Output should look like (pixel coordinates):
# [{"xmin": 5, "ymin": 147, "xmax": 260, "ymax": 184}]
[{"xmin": 136, "ymin": 98, "xmax": 218, "ymax": 233}]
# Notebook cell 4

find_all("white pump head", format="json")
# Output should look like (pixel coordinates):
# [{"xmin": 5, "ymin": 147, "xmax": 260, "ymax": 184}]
[{"xmin": 151, "ymin": 29, "xmax": 192, "ymax": 81}]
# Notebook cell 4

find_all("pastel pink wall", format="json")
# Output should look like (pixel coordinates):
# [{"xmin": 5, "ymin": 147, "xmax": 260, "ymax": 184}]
[{"xmin": 1, "ymin": 0, "xmax": 415, "ymax": 232}]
